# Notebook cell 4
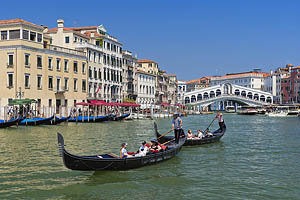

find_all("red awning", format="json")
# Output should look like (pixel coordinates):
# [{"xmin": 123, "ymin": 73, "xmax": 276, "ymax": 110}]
[{"xmin": 88, "ymin": 100, "xmax": 108, "ymax": 106}]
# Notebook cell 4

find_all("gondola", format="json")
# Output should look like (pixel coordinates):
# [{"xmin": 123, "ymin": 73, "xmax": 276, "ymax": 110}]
[
  {"xmin": 110, "ymin": 113, "xmax": 130, "ymax": 121},
  {"xmin": 68, "ymin": 115, "xmax": 110, "ymax": 123},
  {"xmin": 57, "ymin": 131, "xmax": 186, "ymax": 171},
  {"xmin": 155, "ymin": 122, "xmax": 226, "ymax": 146},
  {"xmin": 20, "ymin": 116, "xmax": 54, "ymax": 126},
  {"xmin": 0, "ymin": 118, "xmax": 23, "ymax": 128},
  {"xmin": 44, "ymin": 116, "xmax": 70, "ymax": 125}
]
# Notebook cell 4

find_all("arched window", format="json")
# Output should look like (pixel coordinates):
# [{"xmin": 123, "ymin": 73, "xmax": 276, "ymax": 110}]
[
  {"xmin": 266, "ymin": 97, "xmax": 272, "ymax": 103},
  {"xmin": 197, "ymin": 94, "xmax": 202, "ymax": 101},
  {"xmin": 254, "ymin": 94, "xmax": 259, "ymax": 100},
  {"xmin": 235, "ymin": 89, "xmax": 240, "ymax": 96},
  {"xmin": 191, "ymin": 95, "xmax": 196, "ymax": 102},
  {"xmin": 185, "ymin": 97, "xmax": 190, "ymax": 104},
  {"xmin": 216, "ymin": 89, "xmax": 221, "ymax": 96},
  {"xmin": 203, "ymin": 92, "xmax": 209, "ymax": 99},
  {"xmin": 260, "ymin": 95, "xmax": 265, "ymax": 102},
  {"xmin": 247, "ymin": 92, "xmax": 253, "ymax": 99},
  {"xmin": 241, "ymin": 91, "xmax": 246, "ymax": 97},
  {"xmin": 210, "ymin": 91, "xmax": 215, "ymax": 98}
]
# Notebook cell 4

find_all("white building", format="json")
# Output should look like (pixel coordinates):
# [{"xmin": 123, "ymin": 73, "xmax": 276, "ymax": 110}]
[
  {"xmin": 46, "ymin": 20, "xmax": 123, "ymax": 103},
  {"xmin": 177, "ymin": 81, "xmax": 187, "ymax": 104},
  {"xmin": 136, "ymin": 70, "xmax": 156, "ymax": 107},
  {"xmin": 122, "ymin": 50, "xmax": 137, "ymax": 101},
  {"xmin": 211, "ymin": 70, "xmax": 269, "ymax": 91}
]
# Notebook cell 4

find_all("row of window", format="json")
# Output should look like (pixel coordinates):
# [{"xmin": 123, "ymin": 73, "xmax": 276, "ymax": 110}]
[
  {"xmin": 0, "ymin": 29, "xmax": 42, "ymax": 42},
  {"xmin": 103, "ymin": 41, "xmax": 122, "ymax": 54},
  {"xmin": 138, "ymin": 74, "xmax": 155, "ymax": 82},
  {"xmin": 7, "ymin": 53, "xmax": 86, "ymax": 73},
  {"xmin": 139, "ymin": 85, "xmax": 155, "ymax": 95},
  {"xmin": 7, "ymin": 73, "xmax": 86, "ymax": 92}
]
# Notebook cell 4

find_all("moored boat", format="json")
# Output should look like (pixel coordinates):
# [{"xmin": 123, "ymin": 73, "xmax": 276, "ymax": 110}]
[
  {"xmin": 20, "ymin": 116, "xmax": 54, "ymax": 126},
  {"xmin": 110, "ymin": 113, "xmax": 130, "ymax": 121},
  {"xmin": 155, "ymin": 122, "xmax": 226, "ymax": 146},
  {"xmin": 57, "ymin": 130, "xmax": 186, "ymax": 171},
  {"xmin": 0, "ymin": 118, "xmax": 23, "ymax": 128},
  {"xmin": 68, "ymin": 115, "xmax": 110, "ymax": 123},
  {"xmin": 237, "ymin": 106, "xmax": 258, "ymax": 115},
  {"xmin": 44, "ymin": 116, "xmax": 70, "ymax": 125},
  {"xmin": 225, "ymin": 106, "xmax": 236, "ymax": 113}
]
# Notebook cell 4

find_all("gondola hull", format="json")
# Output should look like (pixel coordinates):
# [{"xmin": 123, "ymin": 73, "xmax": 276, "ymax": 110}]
[
  {"xmin": 110, "ymin": 113, "xmax": 130, "ymax": 121},
  {"xmin": 68, "ymin": 116, "xmax": 110, "ymax": 123},
  {"xmin": 44, "ymin": 116, "xmax": 70, "ymax": 125},
  {"xmin": 57, "ymin": 131, "xmax": 186, "ymax": 171},
  {"xmin": 155, "ymin": 122, "xmax": 226, "ymax": 146},
  {"xmin": 0, "ymin": 118, "xmax": 23, "ymax": 128},
  {"xmin": 20, "ymin": 116, "xmax": 54, "ymax": 126}
]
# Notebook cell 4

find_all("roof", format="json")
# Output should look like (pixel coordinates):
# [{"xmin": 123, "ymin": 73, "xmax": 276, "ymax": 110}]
[
  {"xmin": 136, "ymin": 69, "xmax": 156, "ymax": 76},
  {"xmin": 47, "ymin": 28, "xmax": 90, "ymax": 39},
  {"xmin": 211, "ymin": 72, "xmax": 269, "ymax": 80},
  {"xmin": 186, "ymin": 77, "xmax": 211, "ymax": 84},
  {"xmin": 292, "ymin": 66, "xmax": 300, "ymax": 70},
  {"xmin": 137, "ymin": 59, "xmax": 156, "ymax": 63},
  {"xmin": 0, "ymin": 18, "xmax": 43, "ymax": 29},
  {"xmin": 166, "ymin": 75, "xmax": 176, "ymax": 77}
]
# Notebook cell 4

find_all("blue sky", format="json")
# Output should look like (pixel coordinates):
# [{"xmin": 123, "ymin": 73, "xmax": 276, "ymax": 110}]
[{"xmin": 2, "ymin": 0, "xmax": 300, "ymax": 80}]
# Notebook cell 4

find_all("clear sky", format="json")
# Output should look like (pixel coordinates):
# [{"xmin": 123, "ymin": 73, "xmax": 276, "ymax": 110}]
[{"xmin": 2, "ymin": 0, "xmax": 300, "ymax": 80}]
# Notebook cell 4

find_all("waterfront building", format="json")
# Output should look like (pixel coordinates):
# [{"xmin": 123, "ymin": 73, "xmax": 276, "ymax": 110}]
[
  {"xmin": 122, "ymin": 50, "xmax": 138, "ymax": 101},
  {"xmin": 137, "ymin": 59, "xmax": 159, "ymax": 76},
  {"xmin": 166, "ymin": 75, "xmax": 178, "ymax": 105},
  {"xmin": 210, "ymin": 69, "xmax": 269, "ymax": 91},
  {"xmin": 46, "ymin": 20, "xmax": 123, "ymax": 103},
  {"xmin": 0, "ymin": 19, "xmax": 87, "ymax": 117},
  {"xmin": 136, "ymin": 70, "xmax": 156, "ymax": 107},
  {"xmin": 177, "ymin": 81, "xmax": 187, "ymax": 104},
  {"xmin": 293, "ymin": 66, "xmax": 300, "ymax": 103},
  {"xmin": 186, "ymin": 77, "xmax": 211, "ymax": 92}
]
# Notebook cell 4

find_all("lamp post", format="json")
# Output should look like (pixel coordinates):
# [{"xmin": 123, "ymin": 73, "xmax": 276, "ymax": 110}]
[{"xmin": 16, "ymin": 87, "xmax": 24, "ymax": 99}]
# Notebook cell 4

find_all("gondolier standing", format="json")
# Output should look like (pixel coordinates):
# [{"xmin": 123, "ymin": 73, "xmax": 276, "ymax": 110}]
[
  {"xmin": 172, "ymin": 112, "xmax": 183, "ymax": 144},
  {"xmin": 215, "ymin": 112, "xmax": 224, "ymax": 131}
]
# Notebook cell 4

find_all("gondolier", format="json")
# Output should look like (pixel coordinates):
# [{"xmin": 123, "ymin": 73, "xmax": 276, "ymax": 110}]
[
  {"xmin": 215, "ymin": 112, "xmax": 225, "ymax": 131},
  {"xmin": 172, "ymin": 112, "xmax": 183, "ymax": 144}
]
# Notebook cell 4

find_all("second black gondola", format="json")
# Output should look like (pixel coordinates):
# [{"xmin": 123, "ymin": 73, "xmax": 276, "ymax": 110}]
[
  {"xmin": 155, "ymin": 122, "xmax": 226, "ymax": 146},
  {"xmin": 0, "ymin": 118, "xmax": 23, "ymax": 128}
]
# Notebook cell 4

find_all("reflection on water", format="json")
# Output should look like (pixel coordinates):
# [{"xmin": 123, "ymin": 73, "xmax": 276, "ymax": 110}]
[{"xmin": 0, "ymin": 114, "xmax": 300, "ymax": 199}]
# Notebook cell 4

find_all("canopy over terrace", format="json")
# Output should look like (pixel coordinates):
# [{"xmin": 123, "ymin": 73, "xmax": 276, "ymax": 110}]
[{"xmin": 8, "ymin": 99, "xmax": 37, "ymax": 106}]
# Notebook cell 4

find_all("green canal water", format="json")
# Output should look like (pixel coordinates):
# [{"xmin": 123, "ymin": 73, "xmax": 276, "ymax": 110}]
[{"xmin": 0, "ymin": 114, "xmax": 300, "ymax": 200}]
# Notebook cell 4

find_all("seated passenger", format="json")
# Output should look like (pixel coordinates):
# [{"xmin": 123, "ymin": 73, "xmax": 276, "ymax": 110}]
[
  {"xmin": 120, "ymin": 143, "xmax": 134, "ymax": 158},
  {"xmin": 204, "ymin": 129, "xmax": 213, "ymax": 137},
  {"xmin": 135, "ymin": 141, "xmax": 149, "ymax": 157},
  {"xmin": 195, "ymin": 129, "xmax": 204, "ymax": 139},
  {"xmin": 149, "ymin": 139, "xmax": 162, "ymax": 153},
  {"xmin": 187, "ymin": 129, "xmax": 195, "ymax": 139}
]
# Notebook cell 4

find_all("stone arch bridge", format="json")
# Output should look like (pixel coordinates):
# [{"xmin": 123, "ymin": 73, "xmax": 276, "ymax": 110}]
[{"xmin": 184, "ymin": 83, "xmax": 273, "ymax": 107}]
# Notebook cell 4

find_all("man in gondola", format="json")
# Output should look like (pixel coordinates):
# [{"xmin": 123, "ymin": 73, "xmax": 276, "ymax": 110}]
[
  {"xmin": 172, "ymin": 112, "xmax": 183, "ymax": 144},
  {"xmin": 215, "ymin": 111, "xmax": 225, "ymax": 131}
]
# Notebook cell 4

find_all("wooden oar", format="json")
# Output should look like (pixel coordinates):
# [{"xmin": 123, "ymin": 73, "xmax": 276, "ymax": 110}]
[
  {"xmin": 162, "ymin": 138, "xmax": 175, "ymax": 145},
  {"xmin": 205, "ymin": 117, "xmax": 216, "ymax": 131},
  {"xmin": 157, "ymin": 129, "xmax": 173, "ymax": 139}
]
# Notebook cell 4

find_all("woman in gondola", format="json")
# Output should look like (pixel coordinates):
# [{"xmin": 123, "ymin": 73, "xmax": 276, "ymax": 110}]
[
  {"xmin": 149, "ymin": 139, "xmax": 162, "ymax": 153},
  {"xmin": 187, "ymin": 129, "xmax": 195, "ymax": 139},
  {"xmin": 120, "ymin": 143, "xmax": 134, "ymax": 158}
]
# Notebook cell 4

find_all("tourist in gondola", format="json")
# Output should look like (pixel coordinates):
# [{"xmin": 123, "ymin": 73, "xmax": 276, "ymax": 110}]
[
  {"xmin": 120, "ymin": 143, "xmax": 133, "ymax": 158},
  {"xmin": 135, "ymin": 141, "xmax": 150, "ymax": 157},
  {"xmin": 149, "ymin": 139, "xmax": 162, "ymax": 153},
  {"xmin": 215, "ymin": 111, "xmax": 225, "ymax": 131},
  {"xmin": 172, "ymin": 112, "xmax": 183, "ymax": 144},
  {"xmin": 187, "ymin": 129, "xmax": 194, "ymax": 139},
  {"xmin": 195, "ymin": 129, "xmax": 204, "ymax": 139}
]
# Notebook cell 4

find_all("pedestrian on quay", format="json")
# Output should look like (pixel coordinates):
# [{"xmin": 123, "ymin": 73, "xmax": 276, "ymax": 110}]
[
  {"xmin": 215, "ymin": 111, "xmax": 224, "ymax": 131},
  {"xmin": 172, "ymin": 112, "xmax": 183, "ymax": 144}
]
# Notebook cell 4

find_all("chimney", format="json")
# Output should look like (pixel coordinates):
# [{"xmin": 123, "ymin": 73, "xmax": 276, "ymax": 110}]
[
  {"xmin": 41, "ymin": 25, "xmax": 48, "ymax": 33},
  {"xmin": 57, "ymin": 19, "xmax": 64, "ymax": 28}
]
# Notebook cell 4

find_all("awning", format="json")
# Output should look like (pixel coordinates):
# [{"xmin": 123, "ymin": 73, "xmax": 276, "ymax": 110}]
[{"xmin": 8, "ymin": 99, "xmax": 37, "ymax": 106}]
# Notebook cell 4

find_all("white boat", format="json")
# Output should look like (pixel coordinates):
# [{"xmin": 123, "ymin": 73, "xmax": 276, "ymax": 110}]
[
  {"xmin": 225, "ymin": 106, "xmax": 235, "ymax": 113},
  {"xmin": 237, "ymin": 106, "xmax": 258, "ymax": 115},
  {"xmin": 126, "ymin": 113, "xmax": 149, "ymax": 120},
  {"xmin": 265, "ymin": 111, "xmax": 288, "ymax": 117}
]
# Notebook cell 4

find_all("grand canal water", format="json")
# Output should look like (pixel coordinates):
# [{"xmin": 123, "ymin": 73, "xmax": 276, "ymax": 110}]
[{"xmin": 0, "ymin": 114, "xmax": 300, "ymax": 200}]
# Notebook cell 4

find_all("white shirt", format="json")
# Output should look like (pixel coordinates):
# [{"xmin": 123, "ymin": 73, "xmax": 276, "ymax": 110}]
[{"xmin": 121, "ymin": 148, "xmax": 128, "ymax": 158}]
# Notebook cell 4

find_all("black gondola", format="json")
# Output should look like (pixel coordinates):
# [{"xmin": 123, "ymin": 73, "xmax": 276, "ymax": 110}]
[
  {"xmin": 68, "ymin": 115, "xmax": 110, "ymax": 123},
  {"xmin": 110, "ymin": 113, "xmax": 130, "ymax": 121},
  {"xmin": 155, "ymin": 122, "xmax": 226, "ymax": 146},
  {"xmin": 20, "ymin": 116, "xmax": 54, "ymax": 126},
  {"xmin": 57, "ymin": 131, "xmax": 186, "ymax": 171},
  {"xmin": 44, "ymin": 116, "xmax": 70, "ymax": 125},
  {"xmin": 0, "ymin": 118, "xmax": 23, "ymax": 128}
]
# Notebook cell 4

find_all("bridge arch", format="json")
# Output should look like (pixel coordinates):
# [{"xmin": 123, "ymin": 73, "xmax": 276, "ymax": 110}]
[
  {"xmin": 216, "ymin": 89, "xmax": 221, "ymax": 96},
  {"xmin": 266, "ymin": 96, "xmax": 272, "ymax": 103},
  {"xmin": 254, "ymin": 94, "xmax": 259, "ymax": 100},
  {"xmin": 191, "ymin": 95, "xmax": 196, "ymax": 102},
  {"xmin": 260, "ymin": 95, "xmax": 265, "ymax": 102},
  {"xmin": 234, "ymin": 89, "xmax": 240, "ymax": 95},
  {"xmin": 247, "ymin": 92, "xmax": 253, "ymax": 99},
  {"xmin": 223, "ymin": 83, "xmax": 233, "ymax": 95},
  {"xmin": 185, "ymin": 97, "xmax": 190, "ymax": 104},
  {"xmin": 203, "ymin": 92, "xmax": 209, "ymax": 99},
  {"xmin": 197, "ymin": 94, "xmax": 202, "ymax": 101},
  {"xmin": 210, "ymin": 91, "xmax": 215, "ymax": 98},
  {"xmin": 241, "ymin": 91, "xmax": 246, "ymax": 97}
]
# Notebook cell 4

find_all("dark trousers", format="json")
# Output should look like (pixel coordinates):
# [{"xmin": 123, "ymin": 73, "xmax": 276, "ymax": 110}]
[
  {"xmin": 219, "ymin": 121, "xmax": 225, "ymax": 131},
  {"xmin": 174, "ymin": 129, "xmax": 181, "ymax": 144}
]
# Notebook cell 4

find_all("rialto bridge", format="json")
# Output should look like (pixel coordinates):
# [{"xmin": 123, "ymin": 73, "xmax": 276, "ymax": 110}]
[{"xmin": 183, "ymin": 83, "xmax": 273, "ymax": 109}]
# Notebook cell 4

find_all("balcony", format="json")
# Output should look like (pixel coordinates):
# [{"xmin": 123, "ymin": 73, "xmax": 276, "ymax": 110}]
[
  {"xmin": 75, "ymin": 42, "xmax": 103, "ymax": 52},
  {"xmin": 44, "ymin": 44, "xmax": 86, "ymax": 57},
  {"xmin": 54, "ymin": 88, "xmax": 66, "ymax": 94}
]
